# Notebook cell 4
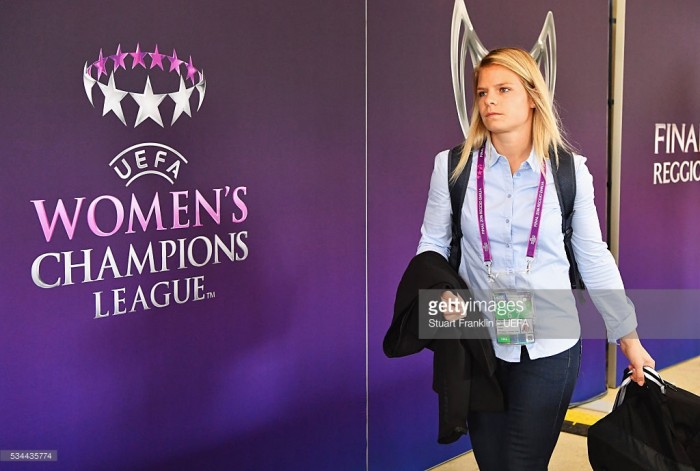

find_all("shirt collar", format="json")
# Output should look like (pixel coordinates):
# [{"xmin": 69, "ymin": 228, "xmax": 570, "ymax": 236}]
[{"xmin": 485, "ymin": 139, "xmax": 540, "ymax": 174}]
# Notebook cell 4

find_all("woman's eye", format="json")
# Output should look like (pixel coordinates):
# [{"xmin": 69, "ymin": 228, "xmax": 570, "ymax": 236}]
[
  {"xmin": 500, "ymin": 87, "xmax": 510, "ymax": 93},
  {"xmin": 477, "ymin": 91, "xmax": 487, "ymax": 97}
]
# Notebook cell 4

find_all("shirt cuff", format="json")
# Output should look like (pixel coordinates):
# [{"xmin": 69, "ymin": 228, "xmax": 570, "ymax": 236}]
[{"xmin": 607, "ymin": 316, "xmax": 638, "ymax": 344}]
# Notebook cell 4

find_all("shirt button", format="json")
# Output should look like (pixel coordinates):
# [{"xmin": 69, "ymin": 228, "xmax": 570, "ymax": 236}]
[
  {"xmin": 506, "ymin": 243, "xmax": 511, "ymax": 248},
  {"xmin": 506, "ymin": 219, "xmax": 510, "ymax": 224},
  {"xmin": 507, "ymin": 194, "xmax": 512, "ymax": 198}
]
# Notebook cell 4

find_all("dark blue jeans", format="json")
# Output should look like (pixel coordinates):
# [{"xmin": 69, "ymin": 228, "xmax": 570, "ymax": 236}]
[{"xmin": 467, "ymin": 340, "xmax": 582, "ymax": 471}]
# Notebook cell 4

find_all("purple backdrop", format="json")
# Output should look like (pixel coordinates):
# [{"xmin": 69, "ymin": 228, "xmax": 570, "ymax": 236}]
[
  {"xmin": 4, "ymin": 1, "xmax": 695, "ymax": 470},
  {"xmin": 368, "ymin": 0, "xmax": 610, "ymax": 468},
  {"xmin": 616, "ymin": 0, "xmax": 700, "ymax": 378},
  {"xmin": 0, "ymin": 1, "xmax": 364, "ymax": 470}
]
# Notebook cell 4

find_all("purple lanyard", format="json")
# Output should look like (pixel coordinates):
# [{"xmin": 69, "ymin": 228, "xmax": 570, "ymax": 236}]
[{"xmin": 476, "ymin": 144, "xmax": 546, "ymax": 277}]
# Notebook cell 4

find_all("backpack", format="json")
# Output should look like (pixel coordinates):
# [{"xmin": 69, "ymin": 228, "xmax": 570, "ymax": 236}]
[{"xmin": 447, "ymin": 144, "xmax": 585, "ymax": 291}]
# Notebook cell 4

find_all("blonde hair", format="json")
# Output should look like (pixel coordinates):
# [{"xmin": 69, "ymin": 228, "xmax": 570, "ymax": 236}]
[{"xmin": 450, "ymin": 48, "xmax": 569, "ymax": 183}]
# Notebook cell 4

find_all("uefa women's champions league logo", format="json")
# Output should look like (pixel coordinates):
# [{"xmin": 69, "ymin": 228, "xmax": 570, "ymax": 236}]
[
  {"xmin": 451, "ymin": 0, "xmax": 557, "ymax": 137},
  {"xmin": 82, "ymin": 43, "xmax": 207, "ymax": 186},
  {"xmin": 26, "ymin": 43, "xmax": 250, "ymax": 318}
]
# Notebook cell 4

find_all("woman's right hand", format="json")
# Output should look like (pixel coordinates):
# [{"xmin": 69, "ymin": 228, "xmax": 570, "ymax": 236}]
[{"xmin": 619, "ymin": 331, "xmax": 656, "ymax": 386}]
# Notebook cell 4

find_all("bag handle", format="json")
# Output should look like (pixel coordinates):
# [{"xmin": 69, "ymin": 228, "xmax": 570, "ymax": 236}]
[{"xmin": 614, "ymin": 366, "xmax": 666, "ymax": 409}]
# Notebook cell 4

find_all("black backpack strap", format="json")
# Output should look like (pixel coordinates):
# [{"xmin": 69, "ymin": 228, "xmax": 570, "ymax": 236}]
[
  {"xmin": 550, "ymin": 147, "xmax": 585, "ymax": 291},
  {"xmin": 448, "ymin": 145, "xmax": 472, "ymax": 272}
]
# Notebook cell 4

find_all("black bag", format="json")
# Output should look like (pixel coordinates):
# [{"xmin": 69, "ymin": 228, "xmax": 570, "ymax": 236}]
[{"xmin": 587, "ymin": 366, "xmax": 700, "ymax": 470}]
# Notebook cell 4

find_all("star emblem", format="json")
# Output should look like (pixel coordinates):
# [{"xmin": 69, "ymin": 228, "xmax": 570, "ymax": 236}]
[
  {"xmin": 131, "ymin": 76, "xmax": 166, "ymax": 127},
  {"xmin": 84, "ymin": 45, "xmax": 206, "ymax": 127},
  {"xmin": 130, "ymin": 43, "xmax": 147, "ymax": 69},
  {"xmin": 170, "ymin": 76, "xmax": 194, "ymax": 125},
  {"xmin": 94, "ymin": 49, "xmax": 108, "ymax": 78},
  {"xmin": 97, "ymin": 72, "xmax": 128, "ymax": 125},
  {"xmin": 186, "ymin": 56, "xmax": 198, "ymax": 84},
  {"xmin": 168, "ymin": 50, "xmax": 184, "ymax": 75},
  {"xmin": 110, "ymin": 44, "xmax": 128, "ymax": 70},
  {"xmin": 83, "ymin": 62, "xmax": 97, "ymax": 106},
  {"xmin": 149, "ymin": 44, "xmax": 165, "ymax": 70},
  {"xmin": 196, "ymin": 70, "xmax": 206, "ymax": 111}
]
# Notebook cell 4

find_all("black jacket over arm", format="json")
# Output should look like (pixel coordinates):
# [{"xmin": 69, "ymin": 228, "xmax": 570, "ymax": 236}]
[{"xmin": 383, "ymin": 251, "xmax": 504, "ymax": 444}]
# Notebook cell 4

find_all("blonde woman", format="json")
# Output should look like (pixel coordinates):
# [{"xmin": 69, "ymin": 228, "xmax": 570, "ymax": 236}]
[{"xmin": 417, "ymin": 48, "xmax": 654, "ymax": 470}]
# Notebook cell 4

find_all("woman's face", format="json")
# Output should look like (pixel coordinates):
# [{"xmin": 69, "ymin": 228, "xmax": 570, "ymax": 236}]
[{"xmin": 476, "ymin": 64, "xmax": 535, "ymax": 138}]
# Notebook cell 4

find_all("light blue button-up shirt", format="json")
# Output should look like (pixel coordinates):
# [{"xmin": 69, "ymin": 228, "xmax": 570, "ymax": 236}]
[{"xmin": 417, "ymin": 141, "xmax": 638, "ymax": 361}]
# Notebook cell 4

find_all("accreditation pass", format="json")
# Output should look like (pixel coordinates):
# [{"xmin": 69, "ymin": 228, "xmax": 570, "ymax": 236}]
[{"xmin": 493, "ymin": 290, "xmax": 535, "ymax": 345}]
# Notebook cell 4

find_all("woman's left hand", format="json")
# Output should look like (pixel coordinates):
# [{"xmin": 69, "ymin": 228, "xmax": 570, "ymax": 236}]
[{"xmin": 619, "ymin": 331, "xmax": 655, "ymax": 386}]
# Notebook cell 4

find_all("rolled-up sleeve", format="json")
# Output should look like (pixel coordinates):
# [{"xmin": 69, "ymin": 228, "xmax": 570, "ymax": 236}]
[
  {"xmin": 417, "ymin": 151, "xmax": 452, "ymax": 260},
  {"xmin": 571, "ymin": 156, "xmax": 638, "ymax": 342}
]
